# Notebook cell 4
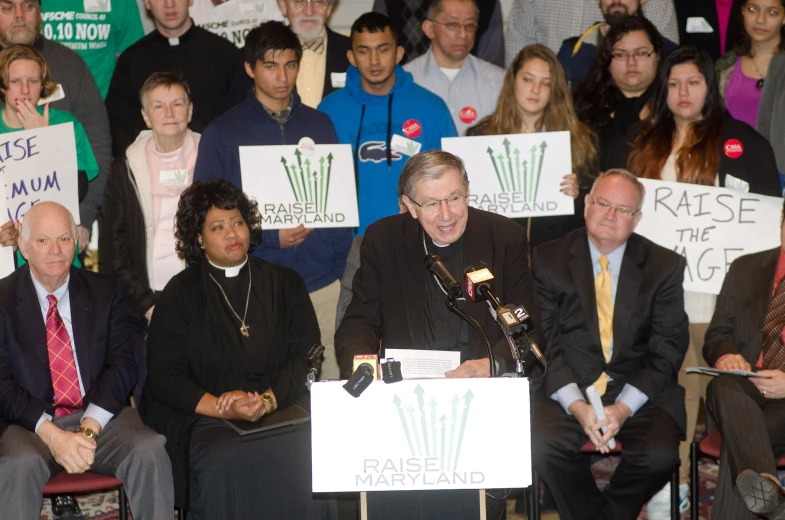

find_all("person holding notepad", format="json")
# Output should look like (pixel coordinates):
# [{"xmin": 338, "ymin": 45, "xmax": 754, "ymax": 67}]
[
  {"xmin": 702, "ymin": 197, "xmax": 785, "ymax": 519},
  {"xmin": 140, "ymin": 180, "xmax": 332, "ymax": 519}
]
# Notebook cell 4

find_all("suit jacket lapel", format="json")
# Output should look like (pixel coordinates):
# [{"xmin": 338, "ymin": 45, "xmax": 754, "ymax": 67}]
[
  {"xmin": 398, "ymin": 218, "xmax": 425, "ymax": 346},
  {"xmin": 568, "ymin": 234, "xmax": 602, "ymax": 352},
  {"xmin": 612, "ymin": 235, "xmax": 644, "ymax": 363},
  {"xmin": 16, "ymin": 267, "xmax": 48, "ymax": 367},
  {"xmin": 68, "ymin": 271, "xmax": 93, "ymax": 386}
]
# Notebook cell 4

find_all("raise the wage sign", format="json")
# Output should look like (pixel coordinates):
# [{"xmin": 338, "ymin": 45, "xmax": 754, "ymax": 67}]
[
  {"xmin": 442, "ymin": 131, "xmax": 575, "ymax": 218},
  {"xmin": 239, "ymin": 143, "xmax": 359, "ymax": 229},
  {"xmin": 635, "ymin": 179, "xmax": 782, "ymax": 294},
  {"xmin": 3, "ymin": 122, "xmax": 80, "ymax": 224}
]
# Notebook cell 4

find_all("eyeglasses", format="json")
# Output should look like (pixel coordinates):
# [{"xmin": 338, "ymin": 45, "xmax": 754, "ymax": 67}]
[
  {"xmin": 427, "ymin": 19, "xmax": 478, "ymax": 33},
  {"xmin": 610, "ymin": 49, "xmax": 655, "ymax": 61},
  {"xmin": 409, "ymin": 194, "xmax": 468, "ymax": 213},
  {"xmin": 587, "ymin": 195, "xmax": 640, "ymax": 218},
  {"xmin": 0, "ymin": 1, "xmax": 37, "ymax": 14},
  {"xmin": 290, "ymin": 0, "xmax": 331, "ymax": 9}
]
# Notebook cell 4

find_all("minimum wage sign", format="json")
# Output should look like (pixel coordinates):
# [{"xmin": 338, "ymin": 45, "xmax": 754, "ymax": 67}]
[{"xmin": 636, "ymin": 179, "xmax": 782, "ymax": 294}]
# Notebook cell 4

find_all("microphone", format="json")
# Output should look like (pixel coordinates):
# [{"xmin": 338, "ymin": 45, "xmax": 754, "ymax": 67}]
[
  {"xmin": 343, "ymin": 363, "xmax": 375, "ymax": 398},
  {"xmin": 510, "ymin": 304, "xmax": 545, "ymax": 366},
  {"xmin": 465, "ymin": 266, "xmax": 495, "ymax": 303},
  {"xmin": 425, "ymin": 254, "xmax": 462, "ymax": 299}
]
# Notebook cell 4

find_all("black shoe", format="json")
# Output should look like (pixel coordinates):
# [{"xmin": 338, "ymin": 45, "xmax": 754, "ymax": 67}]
[
  {"xmin": 737, "ymin": 469, "xmax": 785, "ymax": 520},
  {"xmin": 51, "ymin": 494, "xmax": 85, "ymax": 520}
]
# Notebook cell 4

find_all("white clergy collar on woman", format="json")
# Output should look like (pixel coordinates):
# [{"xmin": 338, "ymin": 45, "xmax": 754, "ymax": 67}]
[{"xmin": 207, "ymin": 256, "xmax": 248, "ymax": 278}]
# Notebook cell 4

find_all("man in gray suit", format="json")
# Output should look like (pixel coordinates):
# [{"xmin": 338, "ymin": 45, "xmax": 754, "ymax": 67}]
[
  {"xmin": 0, "ymin": 202, "xmax": 174, "ymax": 520},
  {"xmin": 704, "ymin": 198, "xmax": 785, "ymax": 520}
]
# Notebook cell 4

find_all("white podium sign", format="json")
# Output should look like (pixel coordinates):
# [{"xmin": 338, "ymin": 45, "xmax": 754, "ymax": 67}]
[{"xmin": 311, "ymin": 378, "xmax": 531, "ymax": 492}]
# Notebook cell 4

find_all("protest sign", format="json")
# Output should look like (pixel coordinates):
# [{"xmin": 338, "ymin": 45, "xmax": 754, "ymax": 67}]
[
  {"xmin": 0, "ymin": 192, "xmax": 14, "ymax": 279},
  {"xmin": 636, "ymin": 179, "xmax": 782, "ymax": 294},
  {"xmin": 240, "ymin": 143, "xmax": 359, "ymax": 229},
  {"xmin": 442, "ymin": 131, "xmax": 574, "ymax": 218},
  {"xmin": 2, "ymin": 123, "xmax": 80, "ymax": 225}
]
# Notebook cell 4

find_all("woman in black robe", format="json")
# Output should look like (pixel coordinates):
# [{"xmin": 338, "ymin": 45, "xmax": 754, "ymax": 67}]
[{"xmin": 140, "ymin": 180, "xmax": 334, "ymax": 520}]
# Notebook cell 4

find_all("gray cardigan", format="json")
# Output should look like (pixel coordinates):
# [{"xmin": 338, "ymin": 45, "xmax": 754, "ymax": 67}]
[{"xmin": 758, "ymin": 53, "xmax": 785, "ymax": 175}]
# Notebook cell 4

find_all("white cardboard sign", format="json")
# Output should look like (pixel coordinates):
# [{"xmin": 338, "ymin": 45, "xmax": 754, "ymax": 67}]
[
  {"xmin": 311, "ymin": 378, "xmax": 531, "ymax": 492},
  {"xmin": 239, "ymin": 144, "xmax": 359, "ymax": 229},
  {"xmin": 442, "ymin": 132, "xmax": 575, "ymax": 218},
  {"xmin": 2, "ymin": 123, "xmax": 80, "ymax": 226},
  {"xmin": 636, "ymin": 179, "xmax": 782, "ymax": 294}
]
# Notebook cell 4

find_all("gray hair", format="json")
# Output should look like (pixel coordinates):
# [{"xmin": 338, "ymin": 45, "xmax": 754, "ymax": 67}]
[
  {"xmin": 426, "ymin": 0, "xmax": 479, "ymax": 20},
  {"xmin": 20, "ymin": 202, "xmax": 77, "ymax": 241},
  {"xmin": 397, "ymin": 150, "xmax": 470, "ymax": 201},
  {"xmin": 590, "ymin": 169, "xmax": 646, "ymax": 210}
]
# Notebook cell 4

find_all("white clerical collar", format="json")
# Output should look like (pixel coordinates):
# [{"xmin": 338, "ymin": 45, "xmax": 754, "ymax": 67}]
[
  {"xmin": 207, "ymin": 256, "xmax": 248, "ymax": 278},
  {"xmin": 431, "ymin": 239, "xmax": 450, "ymax": 248}
]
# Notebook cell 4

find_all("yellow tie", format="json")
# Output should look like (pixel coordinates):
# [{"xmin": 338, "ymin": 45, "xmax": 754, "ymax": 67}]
[{"xmin": 593, "ymin": 256, "xmax": 613, "ymax": 396}]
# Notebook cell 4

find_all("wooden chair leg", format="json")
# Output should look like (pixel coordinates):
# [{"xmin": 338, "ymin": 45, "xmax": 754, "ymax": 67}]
[
  {"xmin": 119, "ymin": 487, "xmax": 128, "ymax": 520},
  {"xmin": 690, "ymin": 442, "xmax": 699, "ymax": 520}
]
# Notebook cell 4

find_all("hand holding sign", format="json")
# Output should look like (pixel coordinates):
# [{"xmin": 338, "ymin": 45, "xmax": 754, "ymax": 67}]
[{"xmin": 279, "ymin": 224, "xmax": 313, "ymax": 248}]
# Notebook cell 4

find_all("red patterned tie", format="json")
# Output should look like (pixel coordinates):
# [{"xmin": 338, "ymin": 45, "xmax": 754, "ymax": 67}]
[
  {"xmin": 762, "ymin": 279, "xmax": 785, "ymax": 370},
  {"xmin": 45, "ymin": 295, "xmax": 82, "ymax": 417}
]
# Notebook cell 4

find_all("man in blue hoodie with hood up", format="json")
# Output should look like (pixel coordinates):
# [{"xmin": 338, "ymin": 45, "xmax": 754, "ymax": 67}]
[
  {"xmin": 318, "ymin": 12, "xmax": 457, "ymax": 234},
  {"xmin": 194, "ymin": 21, "xmax": 351, "ymax": 380}
]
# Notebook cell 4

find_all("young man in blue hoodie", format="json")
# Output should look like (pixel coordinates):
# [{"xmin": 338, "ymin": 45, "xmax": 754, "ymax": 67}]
[
  {"xmin": 318, "ymin": 12, "xmax": 458, "ymax": 234},
  {"xmin": 194, "ymin": 21, "xmax": 351, "ymax": 380}
]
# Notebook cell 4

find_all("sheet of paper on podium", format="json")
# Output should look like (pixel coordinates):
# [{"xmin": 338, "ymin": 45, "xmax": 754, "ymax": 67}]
[
  {"xmin": 384, "ymin": 349, "xmax": 460, "ymax": 379},
  {"xmin": 311, "ymin": 378, "xmax": 532, "ymax": 492}
]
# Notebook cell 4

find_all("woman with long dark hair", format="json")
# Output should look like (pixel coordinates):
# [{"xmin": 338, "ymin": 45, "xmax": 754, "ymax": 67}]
[
  {"xmin": 575, "ymin": 16, "xmax": 665, "ymax": 171},
  {"xmin": 716, "ymin": 0, "xmax": 785, "ymax": 128},
  {"xmin": 617, "ymin": 45, "xmax": 781, "ymax": 513},
  {"xmin": 469, "ymin": 43, "xmax": 598, "ymax": 247}
]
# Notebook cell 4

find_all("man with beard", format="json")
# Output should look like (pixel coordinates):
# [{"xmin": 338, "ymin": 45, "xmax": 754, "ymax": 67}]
[
  {"xmin": 276, "ymin": 0, "xmax": 350, "ymax": 109},
  {"xmin": 0, "ymin": 0, "xmax": 111, "ymax": 256},
  {"xmin": 557, "ymin": 0, "xmax": 677, "ymax": 89}
]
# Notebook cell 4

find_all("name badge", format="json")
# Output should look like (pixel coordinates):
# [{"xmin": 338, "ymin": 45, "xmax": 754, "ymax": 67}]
[
  {"xmin": 38, "ymin": 84, "xmax": 65, "ymax": 105},
  {"xmin": 159, "ymin": 169, "xmax": 189, "ymax": 186},
  {"xmin": 84, "ymin": 0, "xmax": 111, "ymax": 12},
  {"xmin": 686, "ymin": 17, "xmax": 714, "ymax": 34},
  {"xmin": 390, "ymin": 134, "xmax": 422, "ymax": 157},
  {"xmin": 331, "ymin": 72, "xmax": 346, "ymax": 89},
  {"xmin": 724, "ymin": 173, "xmax": 750, "ymax": 193}
]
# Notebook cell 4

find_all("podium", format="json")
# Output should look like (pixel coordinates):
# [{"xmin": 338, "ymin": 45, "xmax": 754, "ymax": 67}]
[{"xmin": 311, "ymin": 378, "xmax": 532, "ymax": 519}]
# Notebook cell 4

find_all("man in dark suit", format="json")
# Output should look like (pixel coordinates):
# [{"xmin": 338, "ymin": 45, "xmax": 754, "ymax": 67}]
[
  {"xmin": 675, "ymin": 0, "xmax": 743, "ymax": 62},
  {"xmin": 277, "ymin": 0, "xmax": 351, "ymax": 108},
  {"xmin": 702, "ymin": 200, "xmax": 785, "ymax": 520},
  {"xmin": 531, "ymin": 169, "xmax": 689, "ymax": 519},
  {"xmin": 0, "ymin": 202, "xmax": 174, "ymax": 519},
  {"xmin": 335, "ymin": 149, "xmax": 540, "ymax": 378}
]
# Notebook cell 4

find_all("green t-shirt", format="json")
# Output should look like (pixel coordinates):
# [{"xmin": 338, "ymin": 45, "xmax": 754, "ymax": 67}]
[
  {"xmin": 0, "ymin": 107, "xmax": 99, "ymax": 181},
  {"xmin": 42, "ymin": 0, "xmax": 145, "ymax": 99}
]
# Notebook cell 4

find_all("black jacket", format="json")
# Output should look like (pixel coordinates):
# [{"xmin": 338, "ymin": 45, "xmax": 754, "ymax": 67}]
[
  {"xmin": 676, "ymin": 0, "xmax": 744, "ymax": 63},
  {"xmin": 141, "ymin": 257, "xmax": 319, "ymax": 504},
  {"xmin": 106, "ymin": 24, "xmax": 249, "ymax": 156},
  {"xmin": 323, "ymin": 28, "xmax": 351, "ymax": 99},
  {"xmin": 532, "ymin": 229, "xmax": 689, "ymax": 433},
  {"xmin": 0, "ymin": 267, "xmax": 136, "ymax": 437},
  {"xmin": 334, "ymin": 207, "xmax": 542, "ymax": 377},
  {"xmin": 611, "ymin": 115, "xmax": 783, "ymax": 197}
]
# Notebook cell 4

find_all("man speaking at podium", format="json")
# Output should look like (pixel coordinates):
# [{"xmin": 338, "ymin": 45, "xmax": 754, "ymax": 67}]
[{"xmin": 335, "ymin": 149, "xmax": 540, "ymax": 380}]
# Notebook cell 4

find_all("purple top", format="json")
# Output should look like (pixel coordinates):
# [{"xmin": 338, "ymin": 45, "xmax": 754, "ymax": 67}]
[
  {"xmin": 716, "ymin": 0, "xmax": 734, "ymax": 52},
  {"xmin": 725, "ymin": 57, "xmax": 763, "ymax": 128}
]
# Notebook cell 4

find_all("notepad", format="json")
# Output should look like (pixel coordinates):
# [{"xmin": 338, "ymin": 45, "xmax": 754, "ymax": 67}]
[{"xmin": 223, "ymin": 403, "xmax": 310, "ymax": 436}]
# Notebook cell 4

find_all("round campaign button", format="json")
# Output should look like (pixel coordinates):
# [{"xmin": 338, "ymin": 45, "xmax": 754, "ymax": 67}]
[
  {"xmin": 298, "ymin": 136, "xmax": 316, "ymax": 156},
  {"xmin": 723, "ymin": 139, "xmax": 743, "ymax": 159},
  {"xmin": 459, "ymin": 106, "xmax": 477, "ymax": 124},
  {"xmin": 403, "ymin": 119, "xmax": 422, "ymax": 139}
]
